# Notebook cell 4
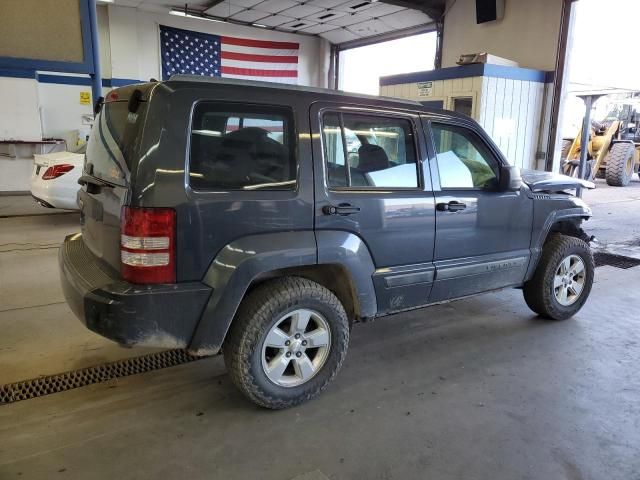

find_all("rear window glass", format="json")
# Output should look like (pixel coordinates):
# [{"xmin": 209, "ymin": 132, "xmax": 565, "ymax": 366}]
[
  {"xmin": 189, "ymin": 103, "xmax": 296, "ymax": 190},
  {"xmin": 86, "ymin": 101, "xmax": 144, "ymax": 186}
]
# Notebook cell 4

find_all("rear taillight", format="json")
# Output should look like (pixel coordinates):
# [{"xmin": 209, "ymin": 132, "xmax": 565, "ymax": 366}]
[
  {"xmin": 42, "ymin": 164, "xmax": 74, "ymax": 180},
  {"xmin": 120, "ymin": 207, "xmax": 176, "ymax": 284}
]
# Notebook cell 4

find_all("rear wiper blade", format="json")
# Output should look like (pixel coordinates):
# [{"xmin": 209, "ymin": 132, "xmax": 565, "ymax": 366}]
[{"xmin": 78, "ymin": 175, "xmax": 115, "ymax": 189}]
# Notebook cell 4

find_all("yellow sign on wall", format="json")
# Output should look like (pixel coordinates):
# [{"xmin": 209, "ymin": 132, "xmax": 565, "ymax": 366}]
[{"xmin": 80, "ymin": 91, "xmax": 91, "ymax": 105}]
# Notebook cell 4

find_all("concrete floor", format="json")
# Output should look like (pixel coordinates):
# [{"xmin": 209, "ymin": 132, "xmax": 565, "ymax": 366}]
[
  {"xmin": 1, "ymin": 181, "xmax": 639, "ymax": 479},
  {"xmin": 585, "ymin": 179, "xmax": 640, "ymax": 258},
  {"xmin": 0, "ymin": 212, "xmax": 161, "ymax": 384},
  {"xmin": 0, "ymin": 194, "xmax": 74, "ymax": 218}
]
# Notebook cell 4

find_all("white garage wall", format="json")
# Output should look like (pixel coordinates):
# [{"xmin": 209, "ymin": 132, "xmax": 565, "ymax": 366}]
[
  {"xmin": 37, "ymin": 80, "xmax": 105, "ymax": 141},
  {"xmin": 0, "ymin": 77, "xmax": 41, "ymax": 141},
  {"xmin": 478, "ymin": 76, "xmax": 546, "ymax": 169},
  {"xmin": 108, "ymin": 5, "xmax": 328, "ymax": 87}
]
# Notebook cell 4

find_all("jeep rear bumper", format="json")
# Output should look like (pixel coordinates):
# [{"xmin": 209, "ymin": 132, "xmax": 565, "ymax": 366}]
[{"xmin": 59, "ymin": 233, "xmax": 212, "ymax": 349}]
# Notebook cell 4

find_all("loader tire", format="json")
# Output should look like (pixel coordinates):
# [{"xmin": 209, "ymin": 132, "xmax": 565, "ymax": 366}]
[{"xmin": 605, "ymin": 142, "xmax": 635, "ymax": 186}]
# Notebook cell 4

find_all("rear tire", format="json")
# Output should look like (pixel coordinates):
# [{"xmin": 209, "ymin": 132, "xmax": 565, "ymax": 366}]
[
  {"xmin": 224, "ymin": 277, "xmax": 349, "ymax": 409},
  {"xmin": 523, "ymin": 234, "xmax": 594, "ymax": 320},
  {"xmin": 605, "ymin": 142, "xmax": 635, "ymax": 186}
]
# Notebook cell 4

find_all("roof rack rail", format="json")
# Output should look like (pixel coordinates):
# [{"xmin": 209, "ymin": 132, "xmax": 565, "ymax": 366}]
[{"xmin": 167, "ymin": 74, "xmax": 423, "ymax": 107}]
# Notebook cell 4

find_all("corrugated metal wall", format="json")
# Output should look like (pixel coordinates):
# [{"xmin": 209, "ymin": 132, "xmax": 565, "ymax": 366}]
[
  {"xmin": 381, "ymin": 75, "xmax": 547, "ymax": 170},
  {"xmin": 478, "ymin": 77, "xmax": 545, "ymax": 169}
]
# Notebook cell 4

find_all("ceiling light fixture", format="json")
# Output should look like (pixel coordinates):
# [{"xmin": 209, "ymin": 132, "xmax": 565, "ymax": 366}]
[{"xmin": 169, "ymin": 8, "xmax": 225, "ymax": 23}]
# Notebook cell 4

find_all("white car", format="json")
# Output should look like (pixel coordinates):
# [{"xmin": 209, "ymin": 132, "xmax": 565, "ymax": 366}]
[{"xmin": 31, "ymin": 144, "xmax": 85, "ymax": 210}]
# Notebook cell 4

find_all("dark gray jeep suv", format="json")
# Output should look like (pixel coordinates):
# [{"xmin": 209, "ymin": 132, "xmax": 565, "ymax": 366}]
[{"xmin": 60, "ymin": 76, "xmax": 595, "ymax": 408}]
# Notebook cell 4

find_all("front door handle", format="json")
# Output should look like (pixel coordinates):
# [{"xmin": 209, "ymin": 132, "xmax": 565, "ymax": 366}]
[
  {"xmin": 436, "ymin": 200, "xmax": 467, "ymax": 212},
  {"xmin": 323, "ymin": 203, "xmax": 361, "ymax": 216}
]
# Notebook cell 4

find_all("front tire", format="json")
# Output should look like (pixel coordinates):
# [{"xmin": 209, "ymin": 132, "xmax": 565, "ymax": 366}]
[
  {"xmin": 523, "ymin": 234, "xmax": 594, "ymax": 320},
  {"xmin": 224, "ymin": 277, "xmax": 349, "ymax": 409}
]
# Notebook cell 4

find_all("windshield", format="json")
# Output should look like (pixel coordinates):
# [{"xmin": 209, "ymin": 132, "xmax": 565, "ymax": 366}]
[
  {"xmin": 604, "ymin": 103, "xmax": 633, "ymax": 123},
  {"xmin": 85, "ymin": 101, "xmax": 146, "ymax": 186}
]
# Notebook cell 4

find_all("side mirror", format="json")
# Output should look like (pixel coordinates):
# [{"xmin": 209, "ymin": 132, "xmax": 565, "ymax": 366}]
[{"xmin": 499, "ymin": 165, "xmax": 522, "ymax": 191}]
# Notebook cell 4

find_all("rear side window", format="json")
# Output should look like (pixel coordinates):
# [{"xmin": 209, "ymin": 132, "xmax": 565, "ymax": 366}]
[
  {"xmin": 189, "ymin": 103, "xmax": 296, "ymax": 190},
  {"xmin": 322, "ymin": 112, "xmax": 419, "ymax": 189},
  {"xmin": 86, "ymin": 101, "xmax": 144, "ymax": 186}
]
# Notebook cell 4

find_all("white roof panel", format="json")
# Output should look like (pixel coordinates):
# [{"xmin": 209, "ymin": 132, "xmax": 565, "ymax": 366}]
[
  {"xmin": 325, "ymin": 12, "xmax": 369, "ymax": 27},
  {"xmin": 204, "ymin": 2, "xmax": 243, "ymax": 16},
  {"xmin": 230, "ymin": 0, "xmax": 263, "ymax": 6},
  {"xmin": 253, "ymin": 0, "xmax": 299, "ymax": 14},
  {"xmin": 299, "ymin": 23, "xmax": 341, "ymax": 34},
  {"xmin": 305, "ymin": 0, "xmax": 345, "ymax": 7},
  {"xmin": 332, "ymin": 0, "xmax": 377, "ymax": 13},
  {"xmin": 380, "ymin": 9, "xmax": 432, "ymax": 28},
  {"xmin": 279, "ymin": 18, "xmax": 318, "ymax": 30},
  {"xmin": 254, "ymin": 13, "xmax": 296, "ymax": 26},
  {"xmin": 347, "ymin": 18, "xmax": 396, "ymax": 36},
  {"xmin": 279, "ymin": 4, "xmax": 324, "ymax": 19},
  {"xmin": 363, "ymin": 3, "xmax": 406, "ymax": 17},
  {"xmin": 320, "ymin": 27, "xmax": 360, "ymax": 43},
  {"xmin": 230, "ymin": 9, "xmax": 271, "ymax": 22},
  {"xmin": 304, "ymin": 9, "xmax": 347, "ymax": 23}
]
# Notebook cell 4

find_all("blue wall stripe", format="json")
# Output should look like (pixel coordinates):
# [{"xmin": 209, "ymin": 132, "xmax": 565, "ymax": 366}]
[
  {"xmin": 1, "ymin": 73, "xmax": 142, "ymax": 88},
  {"xmin": 110, "ymin": 78, "xmax": 142, "ymax": 87},
  {"xmin": 37, "ymin": 74, "xmax": 93, "ymax": 86},
  {"xmin": 380, "ymin": 64, "xmax": 551, "ymax": 86},
  {"xmin": 0, "ymin": 68, "xmax": 36, "ymax": 79}
]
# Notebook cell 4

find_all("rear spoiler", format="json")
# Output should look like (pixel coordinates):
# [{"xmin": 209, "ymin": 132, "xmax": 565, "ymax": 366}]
[{"xmin": 95, "ymin": 82, "xmax": 157, "ymax": 115}]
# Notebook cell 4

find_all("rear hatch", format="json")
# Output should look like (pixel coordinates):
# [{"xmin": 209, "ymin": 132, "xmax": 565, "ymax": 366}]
[{"xmin": 79, "ymin": 84, "xmax": 153, "ymax": 274}]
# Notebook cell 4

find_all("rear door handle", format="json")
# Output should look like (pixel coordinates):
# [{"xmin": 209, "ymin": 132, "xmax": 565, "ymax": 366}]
[
  {"xmin": 436, "ymin": 201, "xmax": 467, "ymax": 212},
  {"xmin": 323, "ymin": 203, "xmax": 361, "ymax": 216}
]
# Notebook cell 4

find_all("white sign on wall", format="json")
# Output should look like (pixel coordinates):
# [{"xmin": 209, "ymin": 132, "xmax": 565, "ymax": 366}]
[{"xmin": 417, "ymin": 81, "xmax": 433, "ymax": 97}]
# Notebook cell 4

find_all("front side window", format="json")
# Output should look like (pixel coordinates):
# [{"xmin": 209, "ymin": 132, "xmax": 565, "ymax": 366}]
[
  {"xmin": 190, "ymin": 103, "xmax": 295, "ymax": 190},
  {"xmin": 431, "ymin": 123, "xmax": 498, "ymax": 189},
  {"xmin": 322, "ymin": 112, "xmax": 419, "ymax": 189}
]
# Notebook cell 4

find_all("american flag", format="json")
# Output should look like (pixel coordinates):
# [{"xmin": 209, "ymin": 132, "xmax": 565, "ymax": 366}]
[{"xmin": 159, "ymin": 25, "xmax": 299, "ymax": 84}]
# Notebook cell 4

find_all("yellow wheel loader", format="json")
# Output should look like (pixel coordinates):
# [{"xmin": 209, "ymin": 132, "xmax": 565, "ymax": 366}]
[{"xmin": 561, "ymin": 98, "xmax": 640, "ymax": 186}]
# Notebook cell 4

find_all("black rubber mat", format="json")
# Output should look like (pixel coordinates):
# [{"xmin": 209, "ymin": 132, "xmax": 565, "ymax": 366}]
[
  {"xmin": 594, "ymin": 252, "xmax": 640, "ymax": 269},
  {"xmin": 0, "ymin": 349, "xmax": 203, "ymax": 405}
]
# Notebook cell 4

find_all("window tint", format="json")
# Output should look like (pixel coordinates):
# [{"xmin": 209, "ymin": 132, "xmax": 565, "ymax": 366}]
[
  {"xmin": 190, "ymin": 104, "xmax": 295, "ymax": 190},
  {"xmin": 86, "ymin": 101, "xmax": 145, "ymax": 186},
  {"xmin": 322, "ymin": 113, "xmax": 418, "ymax": 188},
  {"xmin": 431, "ymin": 123, "xmax": 498, "ymax": 189}
]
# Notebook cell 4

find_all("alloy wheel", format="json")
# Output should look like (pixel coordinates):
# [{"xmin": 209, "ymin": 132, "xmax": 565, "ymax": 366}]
[
  {"xmin": 553, "ymin": 254, "xmax": 586, "ymax": 306},
  {"xmin": 261, "ymin": 309, "xmax": 331, "ymax": 387}
]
